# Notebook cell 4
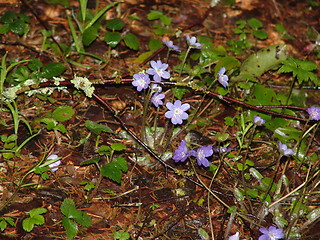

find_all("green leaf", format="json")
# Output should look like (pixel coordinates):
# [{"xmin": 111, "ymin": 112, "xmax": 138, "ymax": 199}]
[
  {"xmin": 278, "ymin": 58, "xmax": 318, "ymax": 84},
  {"xmin": 29, "ymin": 208, "xmax": 47, "ymax": 218},
  {"xmin": 160, "ymin": 15, "xmax": 171, "ymax": 26},
  {"xmin": 85, "ymin": 120, "xmax": 113, "ymax": 134},
  {"xmin": 55, "ymin": 123, "xmax": 66, "ymax": 133},
  {"xmin": 111, "ymin": 143, "xmax": 126, "ymax": 151},
  {"xmin": 101, "ymin": 157, "xmax": 127, "ymax": 183},
  {"xmin": 52, "ymin": 106, "xmax": 75, "ymax": 122},
  {"xmin": 80, "ymin": 157, "xmax": 100, "ymax": 166},
  {"xmin": 30, "ymin": 214, "xmax": 45, "ymax": 225},
  {"xmin": 307, "ymin": 208, "xmax": 320, "ymax": 221},
  {"xmin": 0, "ymin": 220, "xmax": 7, "ymax": 231},
  {"xmin": 4, "ymin": 217, "xmax": 15, "ymax": 227},
  {"xmin": 106, "ymin": 18, "xmax": 124, "ymax": 30},
  {"xmin": 28, "ymin": 58, "xmax": 43, "ymax": 71},
  {"xmin": 214, "ymin": 56, "xmax": 241, "ymax": 73},
  {"xmin": 274, "ymin": 126, "xmax": 302, "ymax": 142},
  {"xmin": 22, "ymin": 218, "xmax": 34, "ymax": 232},
  {"xmin": 82, "ymin": 27, "xmax": 98, "ymax": 46},
  {"xmin": 248, "ymin": 18, "xmax": 263, "ymax": 30},
  {"xmin": 41, "ymin": 118, "xmax": 57, "ymax": 130},
  {"xmin": 224, "ymin": 117, "xmax": 234, "ymax": 126},
  {"xmin": 61, "ymin": 198, "xmax": 77, "ymax": 218},
  {"xmin": 0, "ymin": 11, "xmax": 16, "ymax": 24},
  {"xmin": 149, "ymin": 38, "xmax": 162, "ymax": 51},
  {"xmin": 198, "ymin": 228, "xmax": 209, "ymax": 240},
  {"xmin": 123, "ymin": 33, "xmax": 139, "ymax": 50},
  {"xmin": 0, "ymin": 24, "xmax": 10, "ymax": 34},
  {"xmin": 104, "ymin": 32, "xmax": 121, "ymax": 48},
  {"xmin": 114, "ymin": 230, "xmax": 130, "ymax": 240},
  {"xmin": 172, "ymin": 86, "xmax": 189, "ymax": 100},
  {"xmin": 73, "ymin": 211, "xmax": 92, "ymax": 227},
  {"xmin": 41, "ymin": 62, "xmax": 66, "ymax": 78},
  {"xmin": 147, "ymin": 10, "xmax": 163, "ymax": 20},
  {"xmin": 216, "ymin": 132, "xmax": 229, "ymax": 142},
  {"xmin": 62, "ymin": 217, "xmax": 78, "ymax": 239},
  {"xmin": 253, "ymin": 30, "xmax": 268, "ymax": 40},
  {"xmin": 10, "ymin": 19, "xmax": 28, "ymax": 35}
]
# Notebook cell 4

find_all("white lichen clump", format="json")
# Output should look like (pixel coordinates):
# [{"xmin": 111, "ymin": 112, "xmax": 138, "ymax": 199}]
[{"xmin": 70, "ymin": 76, "xmax": 95, "ymax": 98}]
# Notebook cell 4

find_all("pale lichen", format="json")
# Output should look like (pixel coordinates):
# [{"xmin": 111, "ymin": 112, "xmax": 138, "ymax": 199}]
[{"xmin": 70, "ymin": 76, "xmax": 95, "ymax": 98}]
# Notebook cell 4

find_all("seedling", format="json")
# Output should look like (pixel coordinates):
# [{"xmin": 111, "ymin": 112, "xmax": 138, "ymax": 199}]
[{"xmin": 60, "ymin": 198, "xmax": 92, "ymax": 239}]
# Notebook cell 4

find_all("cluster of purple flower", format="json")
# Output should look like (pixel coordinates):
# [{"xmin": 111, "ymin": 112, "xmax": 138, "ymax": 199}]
[
  {"xmin": 229, "ymin": 225, "xmax": 284, "ymax": 240},
  {"xmin": 132, "ymin": 35, "xmax": 232, "ymax": 125},
  {"xmin": 172, "ymin": 140, "xmax": 230, "ymax": 167}
]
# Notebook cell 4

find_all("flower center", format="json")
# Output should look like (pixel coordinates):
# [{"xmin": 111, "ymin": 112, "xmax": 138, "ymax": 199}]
[
  {"xmin": 156, "ymin": 69, "xmax": 163, "ymax": 76},
  {"xmin": 174, "ymin": 108, "xmax": 182, "ymax": 115}
]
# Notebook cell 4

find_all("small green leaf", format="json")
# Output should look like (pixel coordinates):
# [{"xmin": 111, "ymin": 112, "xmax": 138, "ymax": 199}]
[
  {"xmin": 216, "ymin": 132, "xmax": 229, "ymax": 142},
  {"xmin": 106, "ymin": 18, "xmax": 124, "ymax": 30},
  {"xmin": 10, "ymin": 19, "xmax": 28, "ymax": 35},
  {"xmin": 73, "ymin": 211, "xmax": 92, "ymax": 227},
  {"xmin": 172, "ymin": 86, "xmax": 189, "ymax": 100},
  {"xmin": 29, "ymin": 208, "xmax": 47, "ymax": 218},
  {"xmin": 0, "ymin": 11, "xmax": 16, "ymax": 24},
  {"xmin": 114, "ymin": 230, "xmax": 130, "ymax": 240},
  {"xmin": 41, "ymin": 118, "xmax": 57, "ymax": 130},
  {"xmin": 253, "ymin": 30, "xmax": 268, "ymax": 40},
  {"xmin": 248, "ymin": 18, "xmax": 263, "ymax": 30},
  {"xmin": 227, "ymin": 206, "xmax": 237, "ymax": 214},
  {"xmin": 160, "ymin": 15, "xmax": 171, "ymax": 26},
  {"xmin": 52, "ymin": 106, "xmax": 75, "ymax": 122},
  {"xmin": 80, "ymin": 157, "xmax": 100, "ymax": 166},
  {"xmin": 82, "ymin": 27, "xmax": 98, "ymax": 46},
  {"xmin": 41, "ymin": 62, "xmax": 66, "ymax": 78},
  {"xmin": 61, "ymin": 198, "xmax": 77, "ymax": 218},
  {"xmin": 85, "ymin": 120, "xmax": 113, "ymax": 134},
  {"xmin": 28, "ymin": 58, "xmax": 43, "ymax": 71},
  {"xmin": 104, "ymin": 32, "xmax": 121, "ymax": 48},
  {"xmin": 30, "ymin": 214, "xmax": 45, "ymax": 225},
  {"xmin": 149, "ymin": 38, "xmax": 162, "ymax": 51},
  {"xmin": 62, "ymin": 217, "xmax": 78, "ymax": 239},
  {"xmin": 147, "ymin": 10, "xmax": 163, "ymax": 20},
  {"xmin": 111, "ymin": 143, "xmax": 126, "ymax": 151},
  {"xmin": 101, "ymin": 157, "xmax": 127, "ymax": 183},
  {"xmin": 307, "ymin": 208, "xmax": 320, "ymax": 221},
  {"xmin": 0, "ymin": 220, "xmax": 7, "ymax": 231},
  {"xmin": 22, "ymin": 218, "xmax": 34, "ymax": 232},
  {"xmin": 55, "ymin": 123, "xmax": 66, "ymax": 133},
  {"xmin": 0, "ymin": 24, "xmax": 10, "ymax": 34},
  {"xmin": 123, "ymin": 33, "xmax": 139, "ymax": 50},
  {"xmin": 198, "ymin": 228, "xmax": 209, "ymax": 240},
  {"xmin": 224, "ymin": 117, "xmax": 234, "ymax": 126},
  {"xmin": 5, "ymin": 217, "xmax": 15, "ymax": 227}
]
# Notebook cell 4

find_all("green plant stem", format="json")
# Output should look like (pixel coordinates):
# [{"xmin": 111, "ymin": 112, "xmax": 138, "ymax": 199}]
[{"xmin": 179, "ymin": 46, "xmax": 191, "ymax": 78}]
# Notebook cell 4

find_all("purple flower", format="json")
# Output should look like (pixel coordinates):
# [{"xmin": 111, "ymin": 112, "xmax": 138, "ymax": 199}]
[
  {"xmin": 259, "ymin": 226, "xmax": 284, "ymax": 240},
  {"xmin": 132, "ymin": 73, "xmax": 150, "ymax": 91},
  {"xmin": 185, "ymin": 35, "xmax": 202, "ymax": 49},
  {"xmin": 162, "ymin": 39, "xmax": 181, "ymax": 52},
  {"xmin": 47, "ymin": 154, "xmax": 61, "ymax": 172},
  {"xmin": 189, "ymin": 145, "xmax": 213, "ymax": 167},
  {"xmin": 146, "ymin": 60, "xmax": 170, "ymax": 82},
  {"xmin": 165, "ymin": 100, "xmax": 190, "ymax": 125},
  {"xmin": 173, "ymin": 139, "xmax": 189, "ymax": 163},
  {"xmin": 229, "ymin": 232, "xmax": 240, "ymax": 240},
  {"xmin": 254, "ymin": 115, "xmax": 266, "ymax": 126},
  {"xmin": 213, "ymin": 147, "xmax": 231, "ymax": 153},
  {"xmin": 218, "ymin": 67, "xmax": 229, "ymax": 88},
  {"xmin": 278, "ymin": 142, "xmax": 294, "ymax": 156},
  {"xmin": 307, "ymin": 106, "xmax": 320, "ymax": 121},
  {"xmin": 150, "ymin": 83, "xmax": 162, "ymax": 93},
  {"xmin": 151, "ymin": 92, "xmax": 165, "ymax": 107}
]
